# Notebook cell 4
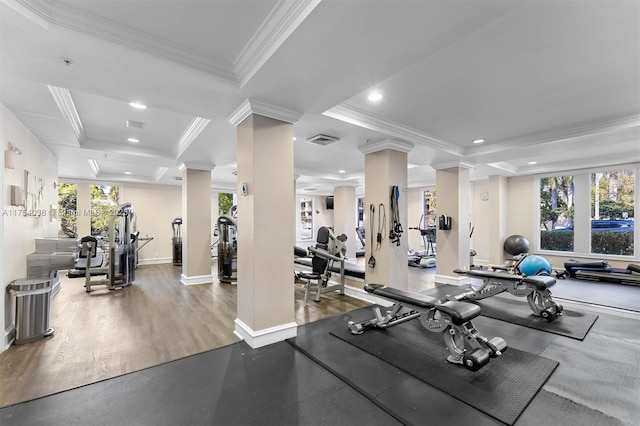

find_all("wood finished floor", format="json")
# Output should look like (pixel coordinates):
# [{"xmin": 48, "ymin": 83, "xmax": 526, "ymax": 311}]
[{"xmin": 0, "ymin": 261, "xmax": 437, "ymax": 408}]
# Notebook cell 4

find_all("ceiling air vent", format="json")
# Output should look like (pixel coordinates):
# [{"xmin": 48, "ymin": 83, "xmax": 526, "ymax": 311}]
[
  {"xmin": 307, "ymin": 134, "xmax": 339, "ymax": 146},
  {"xmin": 173, "ymin": 176, "xmax": 182, "ymax": 181},
  {"xmin": 126, "ymin": 120, "xmax": 145, "ymax": 129}
]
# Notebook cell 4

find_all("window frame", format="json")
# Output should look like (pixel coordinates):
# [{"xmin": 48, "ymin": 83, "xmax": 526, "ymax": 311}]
[{"xmin": 534, "ymin": 163, "xmax": 639, "ymax": 261}]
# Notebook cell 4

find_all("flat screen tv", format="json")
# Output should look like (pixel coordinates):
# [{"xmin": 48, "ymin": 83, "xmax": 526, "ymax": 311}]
[{"xmin": 326, "ymin": 196, "xmax": 334, "ymax": 210}]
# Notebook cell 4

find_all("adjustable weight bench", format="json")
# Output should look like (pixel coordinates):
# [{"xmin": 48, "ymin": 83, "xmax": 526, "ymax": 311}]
[
  {"xmin": 453, "ymin": 269, "xmax": 563, "ymax": 320},
  {"xmin": 297, "ymin": 227, "xmax": 347, "ymax": 302},
  {"xmin": 348, "ymin": 283, "xmax": 507, "ymax": 371}
]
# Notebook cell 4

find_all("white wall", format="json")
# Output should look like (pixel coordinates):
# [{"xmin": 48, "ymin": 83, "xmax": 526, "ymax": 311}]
[
  {"xmin": 122, "ymin": 183, "xmax": 182, "ymax": 263},
  {"xmin": 2, "ymin": 103, "xmax": 59, "ymax": 350},
  {"xmin": 471, "ymin": 179, "xmax": 491, "ymax": 265},
  {"xmin": 296, "ymin": 194, "xmax": 333, "ymax": 246}
]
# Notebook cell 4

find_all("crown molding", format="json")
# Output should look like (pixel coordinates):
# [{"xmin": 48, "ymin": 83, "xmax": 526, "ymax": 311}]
[
  {"xmin": 175, "ymin": 117, "xmax": 211, "ymax": 158},
  {"xmin": 324, "ymin": 103, "xmax": 464, "ymax": 157},
  {"xmin": 468, "ymin": 114, "xmax": 640, "ymax": 157},
  {"xmin": 178, "ymin": 162, "xmax": 216, "ymax": 172},
  {"xmin": 154, "ymin": 167, "xmax": 169, "ymax": 182},
  {"xmin": 81, "ymin": 139, "xmax": 175, "ymax": 161},
  {"xmin": 234, "ymin": 0, "xmax": 321, "ymax": 87},
  {"xmin": 521, "ymin": 154, "xmax": 640, "ymax": 178},
  {"xmin": 228, "ymin": 99, "xmax": 302, "ymax": 126},
  {"xmin": 431, "ymin": 160, "xmax": 476, "ymax": 171},
  {"xmin": 358, "ymin": 139, "xmax": 414, "ymax": 155},
  {"xmin": 485, "ymin": 161, "xmax": 518, "ymax": 174},
  {"xmin": 47, "ymin": 85, "xmax": 86, "ymax": 146},
  {"xmin": 12, "ymin": 0, "xmax": 237, "ymax": 81},
  {"xmin": 2, "ymin": 0, "xmax": 53, "ymax": 28},
  {"xmin": 87, "ymin": 159, "xmax": 100, "ymax": 176}
]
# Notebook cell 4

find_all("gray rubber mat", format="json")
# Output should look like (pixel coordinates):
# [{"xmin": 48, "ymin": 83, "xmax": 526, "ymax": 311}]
[
  {"xmin": 331, "ymin": 317, "xmax": 558, "ymax": 425},
  {"xmin": 425, "ymin": 284, "xmax": 598, "ymax": 340}
]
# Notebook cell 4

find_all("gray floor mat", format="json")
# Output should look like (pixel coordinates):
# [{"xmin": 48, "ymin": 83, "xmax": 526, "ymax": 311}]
[{"xmin": 330, "ymin": 317, "xmax": 558, "ymax": 425}]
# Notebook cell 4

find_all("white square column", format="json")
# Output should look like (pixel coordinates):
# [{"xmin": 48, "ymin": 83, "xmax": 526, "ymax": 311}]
[
  {"xmin": 360, "ymin": 140, "xmax": 413, "ymax": 290},
  {"xmin": 434, "ymin": 163, "xmax": 473, "ymax": 285},
  {"xmin": 180, "ymin": 163, "xmax": 214, "ymax": 285},
  {"xmin": 229, "ymin": 100, "xmax": 301, "ymax": 348},
  {"xmin": 333, "ymin": 185, "xmax": 357, "ymax": 259}
]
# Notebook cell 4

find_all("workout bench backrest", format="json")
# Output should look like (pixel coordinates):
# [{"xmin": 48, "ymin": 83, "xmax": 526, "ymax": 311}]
[{"xmin": 79, "ymin": 236, "xmax": 99, "ymax": 258}]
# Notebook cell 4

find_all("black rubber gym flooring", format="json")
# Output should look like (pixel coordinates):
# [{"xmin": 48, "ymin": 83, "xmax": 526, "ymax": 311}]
[
  {"xmin": 2, "ymin": 300, "xmax": 639, "ymax": 425},
  {"xmin": 425, "ymin": 284, "xmax": 598, "ymax": 340},
  {"xmin": 330, "ymin": 313, "xmax": 558, "ymax": 425}
]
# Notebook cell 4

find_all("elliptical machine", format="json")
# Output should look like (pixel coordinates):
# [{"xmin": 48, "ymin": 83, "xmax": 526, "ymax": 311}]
[
  {"xmin": 172, "ymin": 218, "xmax": 182, "ymax": 265},
  {"xmin": 408, "ymin": 216, "xmax": 436, "ymax": 268},
  {"xmin": 217, "ymin": 214, "xmax": 237, "ymax": 283}
]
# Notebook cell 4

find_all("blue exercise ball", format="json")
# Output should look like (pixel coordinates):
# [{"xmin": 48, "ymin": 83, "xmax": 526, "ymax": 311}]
[
  {"xmin": 518, "ymin": 255, "xmax": 552, "ymax": 277},
  {"xmin": 503, "ymin": 235, "xmax": 530, "ymax": 256}
]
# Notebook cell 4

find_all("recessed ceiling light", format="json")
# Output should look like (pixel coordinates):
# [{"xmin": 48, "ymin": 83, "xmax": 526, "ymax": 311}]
[
  {"xmin": 127, "ymin": 138, "xmax": 139, "ymax": 143},
  {"xmin": 528, "ymin": 161, "xmax": 538, "ymax": 165},
  {"xmin": 124, "ymin": 171, "xmax": 132, "ymax": 175},
  {"xmin": 129, "ymin": 102, "xmax": 147, "ymax": 110},
  {"xmin": 293, "ymin": 137, "xmax": 297, "ymax": 141},
  {"xmin": 473, "ymin": 139, "xmax": 485, "ymax": 144},
  {"xmin": 368, "ymin": 92, "xmax": 383, "ymax": 102},
  {"xmin": 338, "ymin": 170, "xmax": 346, "ymax": 174}
]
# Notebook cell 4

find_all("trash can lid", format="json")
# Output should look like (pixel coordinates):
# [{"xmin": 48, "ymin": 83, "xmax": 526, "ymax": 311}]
[{"xmin": 8, "ymin": 278, "xmax": 52, "ymax": 292}]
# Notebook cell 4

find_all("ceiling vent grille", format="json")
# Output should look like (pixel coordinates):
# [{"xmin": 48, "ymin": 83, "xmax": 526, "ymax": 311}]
[
  {"xmin": 307, "ymin": 134, "xmax": 339, "ymax": 146},
  {"xmin": 173, "ymin": 176, "xmax": 182, "ymax": 181},
  {"xmin": 126, "ymin": 120, "xmax": 145, "ymax": 129}
]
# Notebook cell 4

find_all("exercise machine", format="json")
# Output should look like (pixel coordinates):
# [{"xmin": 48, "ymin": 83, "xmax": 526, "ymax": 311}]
[
  {"xmin": 355, "ymin": 226, "xmax": 365, "ymax": 257},
  {"xmin": 297, "ymin": 226, "xmax": 347, "ymax": 302},
  {"xmin": 172, "ymin": 217, "xmax": 182, "ymax": 265},
  {"xmin": 450, "ymin": 233, "xmax": 563, "ymax": 320},
  {"xmin": 452, "ymin": 268, "xmax": 564, "ymax": 320},
  {"xmin": 564, "ymin": 260, "xmax": 640, "ymax": 286},
  {"xmin": 348, "ymin": 283, "xmax": 507, "ymax": 371},
  {"xmin": 80, "ymin": 203, "xmax": 138, "ymax": 292},
  {"xmin": 408, "ymin": 220, "xmax": 436, "ymax": 268},
  {"xmin": 217, "ymin": 214, "xmax": 237, "ymax": 283}
]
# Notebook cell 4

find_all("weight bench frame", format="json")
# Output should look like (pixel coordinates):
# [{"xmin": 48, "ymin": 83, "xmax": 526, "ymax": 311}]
[
  {"xmin": 348, "ymin": 284, "xmax": 507, "ymax": 371},
  {"xmin": 453, "ymin": 269, "xmax": 563, "ymax": 320}
]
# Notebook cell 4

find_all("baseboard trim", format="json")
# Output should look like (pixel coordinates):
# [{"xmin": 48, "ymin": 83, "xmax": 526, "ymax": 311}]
[
  {"xmin": 3, "ymin": 325, "xmax": 15, "ymax": 352},
  {"xmin": 138, "ymin": 257, "xmax": 172, "ymax": 265},
  {"xmin": 180, "ymin": 274, "xmax": 213, "ymax": 285},
  {"xmin": 233, "ymin": 318, "xmax": 298, "ymax": 349}
]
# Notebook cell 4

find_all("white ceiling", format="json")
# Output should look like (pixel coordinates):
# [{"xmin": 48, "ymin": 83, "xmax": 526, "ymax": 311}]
[{"xmin": 1, "ymin": 0, "xmax": 638, "ymax": 194}]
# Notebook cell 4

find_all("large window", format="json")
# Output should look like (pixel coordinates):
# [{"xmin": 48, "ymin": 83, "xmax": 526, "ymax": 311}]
[
  {"xmin": 58, "ymin": 182, "xmax": 77, "ymax": 238},
  {"xmin": 538, "ymin": 165, "xmax": 637, "ymax": 258},
  {"xmin": 90, "ymin": 184, "xmax": 119, "ymax": 237},
  {"xmin": 590, "ymin": 169, "xmax": 635, "ymax": 256},
  {"xmin": 539, "ymin": 176, "xmax": 574, "ymax": 252}
]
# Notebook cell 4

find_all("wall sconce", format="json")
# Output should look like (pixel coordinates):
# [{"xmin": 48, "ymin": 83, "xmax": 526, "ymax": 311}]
[{"xmin": 4, "ymin": 141, "xmax": 22, "ymax": 169}]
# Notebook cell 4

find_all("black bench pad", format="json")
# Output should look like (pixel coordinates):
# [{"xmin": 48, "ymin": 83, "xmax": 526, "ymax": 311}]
[
  {"xmin": 523, "ymin": 275, "xmax": 556, "ymax": 290},
  {"xmin": 454, "ymin": 268, "xmax": 556, "ymax": 290},
  {"xmin": 436, "ymin": 301, "xmax": 481, "ymax": 325},
  {"xmin": 364, "ymin": 284, "xmax": 481, "ymax": 325},
  {"xmin": 365, "ymin": 284, "xmax": 440, "ymax": 308}
]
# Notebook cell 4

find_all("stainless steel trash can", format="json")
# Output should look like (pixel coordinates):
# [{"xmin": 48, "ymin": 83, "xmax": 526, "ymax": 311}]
[{"xmin": 8, "ymin": 278, "xmax": 55, "ymax": 345}]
